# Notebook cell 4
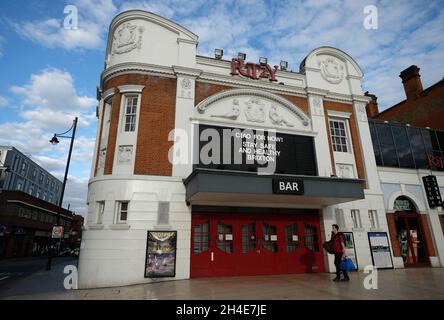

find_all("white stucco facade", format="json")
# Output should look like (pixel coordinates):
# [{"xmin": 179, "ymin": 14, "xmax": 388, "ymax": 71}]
[{"xmin": 77, "ymin": 10, "xmax": 443, "ymax": 289}]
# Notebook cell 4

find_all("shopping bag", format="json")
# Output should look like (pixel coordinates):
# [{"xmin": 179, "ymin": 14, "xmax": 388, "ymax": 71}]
[
  {"xmin": 340, "ymin": 257, "xmax": 357, "ymax": 271},
  {"xmin": 322, "ymin": 240, "xmax": 334, "ymax": 254}
]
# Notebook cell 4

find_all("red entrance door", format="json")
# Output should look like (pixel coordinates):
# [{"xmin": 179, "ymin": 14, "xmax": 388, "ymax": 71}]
[{"xmin": 190, "ymin": 212, "xmax": 325, "ymax": 277}]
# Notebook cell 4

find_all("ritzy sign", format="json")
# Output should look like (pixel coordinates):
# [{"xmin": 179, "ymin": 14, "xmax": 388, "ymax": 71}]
[{"xmin": 231, "ymin": 58, "xmax": 278, "ymax": 82}]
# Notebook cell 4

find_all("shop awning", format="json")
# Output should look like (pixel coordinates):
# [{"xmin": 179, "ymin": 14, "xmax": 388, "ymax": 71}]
[{"xmin": 183, "ymin": 168, "xmax": 365, "ymax": 209}]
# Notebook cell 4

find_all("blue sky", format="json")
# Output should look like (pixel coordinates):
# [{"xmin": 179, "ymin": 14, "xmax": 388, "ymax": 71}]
[{"xmin": 0, "ymin": 0, "xmax": 444, "ymax": 214}]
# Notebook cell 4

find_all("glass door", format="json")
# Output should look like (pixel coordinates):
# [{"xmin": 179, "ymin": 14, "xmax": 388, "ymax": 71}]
[{"xmin": 395, "ymin": 213, "xmax": 428, "ymax": 266}]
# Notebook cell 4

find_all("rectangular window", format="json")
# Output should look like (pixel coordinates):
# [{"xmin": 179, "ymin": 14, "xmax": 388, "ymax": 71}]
[
  {"xmin": 29, "ymin": 184, "xmax": 34, "ymax": 195},
  {"xmin": 21, "ymin": 162, "xmax": 27, "ymax": 175},
  {"xmin": 97, "ymin": 201, "xmax": 105, "ymax": 224},
  {"xmin": 351, "ymin": 209, "xmax": 362, "ymax": 229},
  {"xmin": 36, "ymin": 189, "xmax": 41, "ymax": 198},
  {"xmin": 124, "ymin": 96, "xmax": 138, "ymax": 132},
  {"xmin": 329, "ymin": 120, "xmax": 349, "ymax": 152},
  {"xmin": 39, "ymin": 173, "xmax": 44, "ymax": 183},
  {"xmin": 368, "ymin": 210, "xmax": 379, "ymax": 229},
  {"xmin": 33, "ymin": 168, "xmax": 37, "ymax": 179},
  {"xmin": 335, "ymin": 208, "xmax": 346, "ymax": 229},
  {"xmin": 375, "ymin": 122, "xmax": 398, "ymax": 167},
  {"xmin": 16, "ymin": 180, "xmax": 23, "ymax": 191},
  {"xmin": 116, "ymin": 201, "xmax": 129, "ymax": 223}
]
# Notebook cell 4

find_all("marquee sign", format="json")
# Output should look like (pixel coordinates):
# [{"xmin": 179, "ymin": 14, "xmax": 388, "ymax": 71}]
[
  {"xmin": 231, "ymin": 58, "xmax": 278, "ymax": 82},
  {"xmin": 422, "ymin": 175, "xmax": 443, "ymax": 208}
]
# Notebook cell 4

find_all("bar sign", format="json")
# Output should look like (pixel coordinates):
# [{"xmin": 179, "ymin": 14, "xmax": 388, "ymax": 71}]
[
  {"xmin": 272, "ymin": 178, "xmax": 304, "ymax": 195},
  {"xmin": 422, "ymin": 175, "xmax": 443, "ymax": 208}
]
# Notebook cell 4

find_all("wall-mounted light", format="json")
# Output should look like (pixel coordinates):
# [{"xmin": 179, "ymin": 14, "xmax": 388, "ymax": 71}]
[
  {"xmin": 214, "ymin": 48, "xmax": 223, "ymax": 59},
  {"xmin": 259, "ymin": 57, "xmax": 268, "ymax": 65},
  {"xmin": 238, "ymin": 52, "xmax": 246, "ymax": 61},
  {"xmin": 280, "ymin": 60, "xmax": 288, "ymax": 71}
]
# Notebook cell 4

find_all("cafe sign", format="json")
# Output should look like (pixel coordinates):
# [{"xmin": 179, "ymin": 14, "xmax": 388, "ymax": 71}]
[{"xmin": 231, "ymin": 58, "xmax": 278, "ymax": 82}]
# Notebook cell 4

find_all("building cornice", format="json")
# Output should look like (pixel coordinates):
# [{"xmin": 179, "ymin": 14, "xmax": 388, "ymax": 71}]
[
  {"xmin": 172, "ymin": 65, "xmax": 202, "ymax": 78},
  {"xmin": 351, "ymin": 94, "xmax": 372, "ymax": 104},
  {"xmin": 101, "ymin": 63, "xmax": 176, "ymax": 85},
  {"xmin": 198, "ymin": 72, "xmax": 308, "ymax": 97}
]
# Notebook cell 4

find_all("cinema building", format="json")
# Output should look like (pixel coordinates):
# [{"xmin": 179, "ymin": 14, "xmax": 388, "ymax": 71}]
[{"xmin": 78, "ymin": 10, "xmax": 439, "ymax": 288}]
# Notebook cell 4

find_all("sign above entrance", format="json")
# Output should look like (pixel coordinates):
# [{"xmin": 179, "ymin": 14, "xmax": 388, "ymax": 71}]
[
  {"xmin": 231, "ymin": 58, "xmax": 278, "ymax": 82},
  {"xmin": 272, "ymin": 178, "xmax": 304, "ymax": 195},
  {"xmin": 422, "ymin": 175, "xmax": 443, "ymax": 208},
  {"xmin": 427, "ymin": 154, "xmax": 444, "ymax": 170},
  {"xmin": 393, "ymin": 198, "xmax": 415, "ymax": 211}
]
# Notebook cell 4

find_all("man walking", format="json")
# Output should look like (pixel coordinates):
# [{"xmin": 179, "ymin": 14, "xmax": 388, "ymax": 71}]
[{"xmin": 332, "ymin": 224, "xmax": 350, "ymax": 282}]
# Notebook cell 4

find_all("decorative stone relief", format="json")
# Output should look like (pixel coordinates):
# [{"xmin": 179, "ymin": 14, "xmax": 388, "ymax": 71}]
[
  {"xmin": 244, "ymin": 98, "xmax": 265, "ymax": 123},
  {"xmin": 336, "ymin": 163, "xmax": 355, "ymax": 179},
  {"xmin": 310, "ymin": 96, "xmax": 324, "ymax": 116},
  {"xmin": 318, "ymin": 57, "xmax": 344, "ymax": 84},
  {"xmin": 117, "ymin": 145, "xmax": 133, "ymax": 165},
  {"xmin": 112, "ymin": 22, "xmax": 144, "ymax": 55},
  {"xmin": 98, "ymin": 148, "xmax": 106, "ymax": 169},
  {"xmin": 269, "ymin": 104, "xmax": 294, "ymax": 127},
  {"xmin": 355, "ymin": 103, "xmax": 367, "ymax": 122},
  {"xmin": 179, "ymin": 78, "xmax": 193, "ymax": 99},
  {"xmin": 211, "ymin": 99, "xmax": 241, "ymax": 120}
]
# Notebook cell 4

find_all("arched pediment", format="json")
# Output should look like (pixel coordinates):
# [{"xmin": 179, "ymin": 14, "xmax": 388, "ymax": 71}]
[{"xmin": 194, "ymin": 89, "xmax": 311, "ymax": 133}]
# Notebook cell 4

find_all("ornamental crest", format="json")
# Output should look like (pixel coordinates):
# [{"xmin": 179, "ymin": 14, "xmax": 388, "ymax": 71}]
[
  {"xmin": 113, "ymin": 22, "xmax": 144, "ymax": 55},
  {"xmin": 318, "ymin": 57, "xmax": 344, "ymax": 84}
]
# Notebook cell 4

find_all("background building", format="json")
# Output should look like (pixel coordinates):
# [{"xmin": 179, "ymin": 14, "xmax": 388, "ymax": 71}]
[
  {"xmin": 0, "ymin": 146, "xmax": 63, "ymax": 206},
  {"xmin": 78, "ymin": 10, "xmax": 394, "ymax": 289},
  {"xmin": 0, "ymin": 190, "xmax": 74, "ymax": 258},
  {"xmin": 367, "ymin": 65, "xmax": 444, "ymax": 130}
]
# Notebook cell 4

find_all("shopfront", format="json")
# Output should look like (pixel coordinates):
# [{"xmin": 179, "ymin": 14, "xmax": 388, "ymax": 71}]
[
  {"xmin": 392, "ymin": 196, "xmax": 429, "ymax": 266},
  {"xmin": 191, "ymin": 209, "xmax": 324, "ymax": 277}
]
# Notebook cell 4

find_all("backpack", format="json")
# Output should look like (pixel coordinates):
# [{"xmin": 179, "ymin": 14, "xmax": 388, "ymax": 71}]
[{"xmin": 322, "ymin": 240, "xmax": 334, "ymax": 254}]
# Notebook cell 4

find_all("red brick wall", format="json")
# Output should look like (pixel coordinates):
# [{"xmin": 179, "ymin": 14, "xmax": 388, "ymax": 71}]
[
  {"xmin": 324, "ymin": 101, "xmax": 367, "ymax": 187},
  {"xmin": 103, "ymin": 74, "xmax": 177, "ymax": 176},
  {"xmin": 374, "ymin": 80, "xmax": 444, "ymax": 130}
]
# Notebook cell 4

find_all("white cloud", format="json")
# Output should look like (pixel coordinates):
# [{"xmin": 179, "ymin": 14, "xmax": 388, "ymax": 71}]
[
  {"xmin": 0, "ymin": 95, "xmax": 7, "ymax": 108},
  {"xmin": 0, "ymin": 68, "xmax": 97, "ymax": 213},
  {"xmin": 12, "ymin": 0, "xmax": 116, "ymax": 50}
]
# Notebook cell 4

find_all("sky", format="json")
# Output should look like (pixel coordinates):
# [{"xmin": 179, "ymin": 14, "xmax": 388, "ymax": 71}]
[{"xmin": 0, "ymin": 0, "xmax": 443, "ymax": 214}]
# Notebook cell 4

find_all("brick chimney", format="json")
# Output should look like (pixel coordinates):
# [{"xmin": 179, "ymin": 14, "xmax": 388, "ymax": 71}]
[
  {"xmin": 399, "ymin": 65, "xmax": 423, "ymax": 100},
  {"xmin": 364, "ymin": 91, "xmax": 379, "ymax": 118}
]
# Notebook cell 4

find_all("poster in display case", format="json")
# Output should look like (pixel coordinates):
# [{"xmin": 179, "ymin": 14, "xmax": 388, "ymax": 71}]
[{"xmin": 145, "ymin": 231, "xmax": 177, "ymax": 278}]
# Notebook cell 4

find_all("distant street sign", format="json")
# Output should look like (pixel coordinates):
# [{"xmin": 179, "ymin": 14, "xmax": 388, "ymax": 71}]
[{"xmin": 52, "ymin": 226, "xmax": 64, "ymax": 239}]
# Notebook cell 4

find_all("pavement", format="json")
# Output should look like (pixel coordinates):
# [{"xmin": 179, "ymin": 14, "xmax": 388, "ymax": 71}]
[
  {"xmin": 0, "ymin": 256, "xmax": 77, "ymax": 299},
  {"xmin": 1, "ymin": 259, "xmax": 444, "ymax": 299}
]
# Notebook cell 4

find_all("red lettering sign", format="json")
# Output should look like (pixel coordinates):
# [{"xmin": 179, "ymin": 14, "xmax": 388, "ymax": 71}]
[
  {"xmin": 428, "ymin": 154, "xmax": 444, "ymax": 169},
  {"xmin": 231, "ymin": 58, "xmax": 278, "ymax": 82}
]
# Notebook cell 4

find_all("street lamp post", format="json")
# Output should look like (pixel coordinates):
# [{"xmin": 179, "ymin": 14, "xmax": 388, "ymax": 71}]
[{"xmin": 46, "ymin": 117, "xmax": 78, "ymax": 271}]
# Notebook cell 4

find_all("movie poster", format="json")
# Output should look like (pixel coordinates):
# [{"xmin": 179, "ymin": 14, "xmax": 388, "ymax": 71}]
[
  {"xmin": 342, "ymin": 232, "xmax": 358, "ymax": 270},
  {"xmin": 145, "ymin": 231, "xmax": 177, "ymax": 278}
]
